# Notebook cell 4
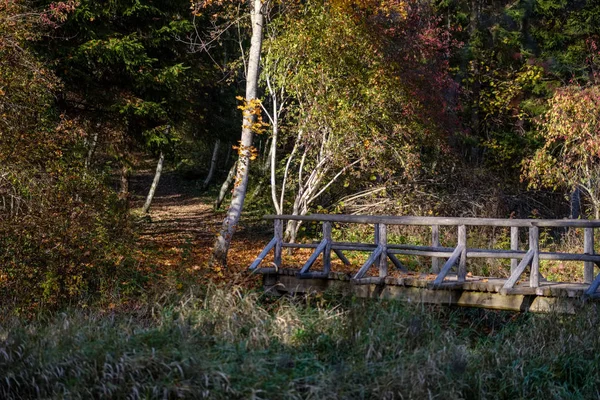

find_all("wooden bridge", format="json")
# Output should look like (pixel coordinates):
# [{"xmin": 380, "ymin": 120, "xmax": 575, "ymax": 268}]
[{"xmin": 249, "ymin": 214, "xmax": 600, "ymax": 313}]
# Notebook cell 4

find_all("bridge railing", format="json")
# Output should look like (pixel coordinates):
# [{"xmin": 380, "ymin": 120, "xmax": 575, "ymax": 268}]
[{"xmin": 249, "ymin": 214, "xmax": 600, "ymax": 295}]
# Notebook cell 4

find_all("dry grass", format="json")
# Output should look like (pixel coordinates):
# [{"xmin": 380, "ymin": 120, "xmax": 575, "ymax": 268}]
[{"xmin": 2, "ymin": 286, "xmax": 600, "ymax": 399}]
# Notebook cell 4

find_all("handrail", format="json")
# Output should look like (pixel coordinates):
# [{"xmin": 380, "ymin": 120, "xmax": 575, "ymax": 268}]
[
  {"xmin": 251, "ymin": 214, "xmax": 600, "ymax": 295},
  {"xmin": 264, "ymin": 214, "xmax": 600, "ymax": 228}
]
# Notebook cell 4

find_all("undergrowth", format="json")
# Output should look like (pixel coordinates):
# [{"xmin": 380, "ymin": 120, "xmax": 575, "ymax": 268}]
[{"xmin": 1, "ymin": 286, "xmax": 600, "ymax": 399}]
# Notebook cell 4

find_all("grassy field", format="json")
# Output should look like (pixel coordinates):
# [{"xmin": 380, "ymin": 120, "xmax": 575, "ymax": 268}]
[{"xmin": 1, "ymin": 285, "xmax": 600, "ymax": 399}]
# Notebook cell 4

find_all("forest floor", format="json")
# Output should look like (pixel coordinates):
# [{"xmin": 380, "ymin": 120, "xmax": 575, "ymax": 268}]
[
  {"xmin": 129, "ymin": 168, "xmax": 272, "ymax": 287},
  {"xmin": 126, "ymin": 168, "xmax": 485, "ymax": 286},
  {"xmin": 128, "ymin": 166, "xmax": 339, "ymax": 288}
]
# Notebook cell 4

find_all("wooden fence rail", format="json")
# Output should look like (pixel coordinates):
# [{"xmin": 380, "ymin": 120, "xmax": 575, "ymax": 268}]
[{"xmin": 249, "ymin": 214, "xmax": 600, "ymax": 296}]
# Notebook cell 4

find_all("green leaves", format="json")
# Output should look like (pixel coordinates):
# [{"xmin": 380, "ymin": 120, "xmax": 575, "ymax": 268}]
[{"xmin": 523, "ymin": 85, "xmax": 600, "ymax": 213}]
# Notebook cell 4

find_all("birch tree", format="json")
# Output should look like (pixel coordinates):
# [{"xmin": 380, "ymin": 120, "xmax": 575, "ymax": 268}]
[
  {"xmin": 142, "ymin": 151, "xmax": 165, "ymax": 214},
  {"xmin": 262, "ymin": 1, "xmax": 448, "ymax": 241},
  {"xmin": 210, "ymin": 0, "xmax": 265, "ymax": 266}
]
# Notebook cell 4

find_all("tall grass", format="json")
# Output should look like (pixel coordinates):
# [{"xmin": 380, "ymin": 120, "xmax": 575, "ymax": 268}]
[{"xmin": 1, "ymin": 286, "xmax": 600, "ymax": 399}]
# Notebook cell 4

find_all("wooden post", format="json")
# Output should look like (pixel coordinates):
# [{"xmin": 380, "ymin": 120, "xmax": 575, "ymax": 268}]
[
  {"xmin": 333, "ymin": 249, "xmax": 351, "ymax": 266},
  {"xmin": 431, "ymin": 225, "xmax": 440, "ymax": 273},
  {"xmin": 323, "ymin": 221, "xmax": 332, "ymax": 275},
  {"xmin": 274, "ymin": 219, "xmax": 283, "ymax": 268},
  {"xmin": 584, "ymin": 227, "xmax": 594, "ymax": 284},
  {"xmin": 374, "ymin": 223, "xmax": 380, "ymax": 270},
  {"xmin": 510, "ymin": 226, "xmax": 518, "ymax": 274},
  {"xmin": 503, "ymin": 249, "xmax": 534, "ymax": 289},
  {"xmin": 378, "ymin": 223, "xmax": 388, "ymax": 278},
  {"xmin": 529, "ymin": 226, "xmax": 540, "ymax": 288},
  {"xmin": 457, "ymin": 225, "xmax": 467, "ymax": 282}
]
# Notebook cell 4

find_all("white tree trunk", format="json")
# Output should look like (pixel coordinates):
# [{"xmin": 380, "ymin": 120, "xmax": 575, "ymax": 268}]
[
  {"xmin": 203, "ymin": 139, "xmax": 221, "ymax": 189},
  {"xmin": 211, "ymin": 0, "xmax": 264, "ymax": 266},
  {"xmin": 214, "ymin": 160, "xmax": 237, "ymax": 210},
  {"xmin": 142, "ymin": 151, "xmax": 165, "ymax": 214},
  {"xmin": 268, "ymin": 75, "xmax": 282, "ymax": 214}
]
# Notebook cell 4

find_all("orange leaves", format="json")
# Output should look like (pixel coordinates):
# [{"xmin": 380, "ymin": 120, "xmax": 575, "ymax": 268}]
[
  {"xmin": 236, "ymin": 96, "xmax": 269, "ymax": 134},
  {"xmin": 329, "ymin": 0, "xmax": 409, "ymax": 20},
  {"xmin": 522, "ymin": 84, "xmax": 600, "ymax": 202},
  {"xmin": 232, "ymin": 142, "xmax": 258, "ymax": 160}
]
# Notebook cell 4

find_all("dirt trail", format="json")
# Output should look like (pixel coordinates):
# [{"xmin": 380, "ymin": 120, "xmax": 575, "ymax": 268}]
[{"xmin": 129, "ymin": 170, "xmax": 271, "ymax": 276}]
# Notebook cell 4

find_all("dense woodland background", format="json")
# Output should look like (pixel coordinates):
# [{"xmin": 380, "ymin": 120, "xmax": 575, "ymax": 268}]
[
  {"xmin": 3, "ymin": 0, "xmax": 600, "ymax": 307},
  {"xmin": 5, "ymin": 1, "xmax": 600, "ymax": 398}
]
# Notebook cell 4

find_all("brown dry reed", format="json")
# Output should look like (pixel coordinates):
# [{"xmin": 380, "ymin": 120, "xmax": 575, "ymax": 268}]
[{"xmin": 1, "ymin": 285, "xmax": 600, "ymax": 399}]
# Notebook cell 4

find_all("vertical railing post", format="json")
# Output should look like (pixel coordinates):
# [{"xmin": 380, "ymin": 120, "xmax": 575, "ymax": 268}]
[
  {"xmin": 378, "ymin": 223, "xmax": 388, "ymax": 278},
  {"xmin": 274, "ymin": 218, "xmax": 283, "ymax": 268},
  {"xmin": 529, "ymin": 226, "xmax": 540, "ymax": 288},
  {"xmin": 374, "ymin": 222, "xmax": 380, "ymax": 270},
  {"xmin": 584, "ymin": 227, "xmax": 594, "ymax": 284},
  {"xmin": 323, "ymin": 221, "xmax": 332, "ymax": 275},
  {"xmin": 510, "ymin": 226, "xmax": 519, "ymax": 275},
  {"xmin": 431, "ymin": 225, "xmax": 440, "ymax": 273},
  {"xmin": 457, "ymin": 225, "xmax": 467, "ymax": 282}
]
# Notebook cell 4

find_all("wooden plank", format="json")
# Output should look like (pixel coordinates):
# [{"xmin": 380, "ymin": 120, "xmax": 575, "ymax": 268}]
[
  {"xmin": 388, "ymin": 253, "xmax": 408, "ymax": 272},
  {"xmin": 333, "ymin": 249, "xmax": 351, "ymax": 265},
  {"xmin": 427, "ymin": 281, "xmax": 466, "ymax": 290},
  {"xmin": 249, "ymin": 237, "xmax": 277, "ymax": 270},
  {"xmin": 388, "ymin": 244, "xmax": 454, "ymax": 251},
  {"xmin": 392, "ymin": 248, "xmax": 525, "ymax": 258},
  {"xmin": 353, "ymin": 245, "xmax": 383, "ymax": 279},
  {"xmin": 275, "ymin": 274, "xmax": 582, "ymax": 313},
  {"xmin": 458, "ymin": 225, "xmax": 467, "ymax": 282},
  {"xmin": 391, "ymin": 247, "xmax": 600, "ymax": 262},
  {"xmin": 584, "ymin": 227, "xmax": 594, "ymax": 284},
  {"xmin": 468, "ymin": 250, "xmax": 526, "ymax": 258},
  {"xmin": 285, "ymin": 242, "xmax": 378, "ymax": 251},
  {"xmin": 323, "ymin": 221, "xmax": 332, "ymax": 275},
  {"xmin": 432, "ymin": 225, "xmax": 440, "ymax": 273},
  {"xmin": 283, "ymin": 242, "xmax": 319, "ymax": 249},
  {"xmin": 299, "ymin": 239, "xmax": 327, "ymax": 274},
  {"xmin": 388, "ymin": 249, "xmax": 454, "ymax": 257},
  {"xmin": 539, "ymin": 252, "xmax": 600, "ymax": 261},
  {"xmin": 274, "ymin": 219, "xmax": 283, "ymax": 268},
  {"xmin": 378, "ymin": 223, "xmax": 388, "ymax": 278},
  {"xmin": 352, "ymin": 277, "xmax": 385, "ymax": 285},
  {"xmin": 585, "ymin": 271, "xmax": 600, "ymax": 295},
  {"xmin": 500, "ymin": 287, "xmax": 537, "ymax": 296},
  {"xmin": 264, "ymin": 214, "xmax": 600, "ymax": 228},
  {"xmin": 297, "ymin": 271, "xmax": 329, "ymax": 279},
  {"xmin": 284, "ymin": 241, "xmax": 374, "ymax": 250},
  {"xmin": 433, "ymin": 244, "xmax": 465, "ymax": 286},
  {"xmin": 253, "ymin": 267, "xmax": 278, "ymax": 274},
  {"xmin": 284, "ymin": 243, "xmax": 600, "ymax": 262},
  {"xmin": 530, "ymin": 226, "xmax": 540, "ymax": 288},
  {"xmin": 503, "ymin": 249, "xmax": 534, "ymax": 289},
  {"xmin": 511, "ymin": 226, "xmax": 519, "ymax": 274}
]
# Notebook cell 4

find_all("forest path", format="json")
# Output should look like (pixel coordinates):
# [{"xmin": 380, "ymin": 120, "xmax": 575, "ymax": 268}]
[{"xmin": 129, "ymin": 168, "xmax": 271, "ymax": 282}]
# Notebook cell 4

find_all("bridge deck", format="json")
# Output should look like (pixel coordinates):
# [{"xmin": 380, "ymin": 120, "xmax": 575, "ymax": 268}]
[
  {"xmin": 258, "ymin": 268, "xmax": 598, "ymax": 313},
  {"xmin": 251, "ymin": 214, "xmax": 600, "ymax": 313}
]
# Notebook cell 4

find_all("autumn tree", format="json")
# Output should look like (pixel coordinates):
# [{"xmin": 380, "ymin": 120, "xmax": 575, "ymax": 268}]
[
  {"xmin": 261, "ymin": 0, "xmax": 454, "ymax": 241},
  {"xmin": 523, "ymin": 85, "xmax": 600, "ymax": 218},
  {"xmin": 209, "ymin": 0, "xmax": 266, "ymax": 266},
  {"xmin": 0, "ymin": 1, "xmax": 141, "ymax": 309}
]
